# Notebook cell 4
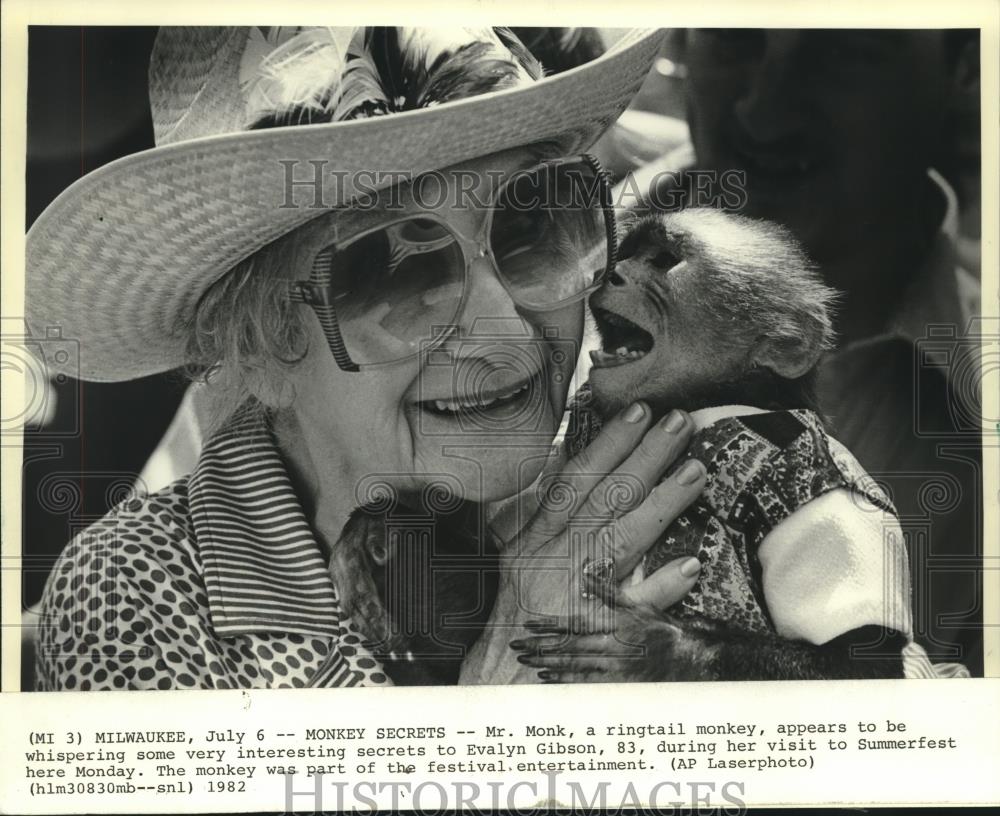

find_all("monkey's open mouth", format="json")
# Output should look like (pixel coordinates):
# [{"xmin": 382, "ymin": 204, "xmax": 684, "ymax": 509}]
[{"xmin": 590, "ymin": 306, "xmax": 654, "ymax": 368}]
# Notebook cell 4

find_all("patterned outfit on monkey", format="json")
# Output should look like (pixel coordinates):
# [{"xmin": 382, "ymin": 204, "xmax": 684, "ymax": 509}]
[{"xmin": 565, "ymin": 384, "xmax": 967, "ymax": 678}]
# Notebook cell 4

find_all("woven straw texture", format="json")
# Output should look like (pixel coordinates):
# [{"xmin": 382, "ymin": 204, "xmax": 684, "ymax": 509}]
[{"xmin": 26, "ymin": 28, "xmax": 664, "ymax": 382}]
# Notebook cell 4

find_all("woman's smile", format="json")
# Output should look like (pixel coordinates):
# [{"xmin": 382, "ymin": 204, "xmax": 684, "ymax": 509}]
[{"xmin": 418, "ymin": 373, "xmax": 537, "ymax": 416}]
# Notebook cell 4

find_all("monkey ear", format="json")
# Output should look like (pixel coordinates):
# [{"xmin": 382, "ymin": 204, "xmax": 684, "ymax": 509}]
[{"xmin": 752, "ymin": 334, "xmax": 822, "ymax": 380}]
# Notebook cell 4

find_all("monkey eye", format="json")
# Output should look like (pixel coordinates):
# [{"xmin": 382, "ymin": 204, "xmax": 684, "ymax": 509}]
[
  {"xmin": 615, "ymin": 229, "xmax": 640, "ymax": 262},
  {"xmin": 650, "ymin": 250, "xmax": 679, "ymax": 270}
]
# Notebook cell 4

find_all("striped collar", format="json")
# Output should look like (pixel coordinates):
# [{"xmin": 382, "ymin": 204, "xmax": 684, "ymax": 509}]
[{"xmin": 187, "ymin": 407, "xmax": 340, "ymax": 641}]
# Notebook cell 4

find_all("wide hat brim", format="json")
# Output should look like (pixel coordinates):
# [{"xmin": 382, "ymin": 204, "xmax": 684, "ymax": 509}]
[{"xmin": 26, "ymin": 28, "xmax": 664, "ymax": 382}]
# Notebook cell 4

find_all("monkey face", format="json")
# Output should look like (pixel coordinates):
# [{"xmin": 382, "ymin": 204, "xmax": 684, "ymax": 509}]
[
  {"xmin": 588, "ymin": 216, "xmax": 738, "ymax": 414},
  {"xmin": 586, "ymin": 210, "xmax": 836, "ymax": 416}
]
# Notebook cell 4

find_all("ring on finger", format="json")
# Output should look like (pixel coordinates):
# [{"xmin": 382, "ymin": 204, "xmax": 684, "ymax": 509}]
[{"xmin": 580, "ymin": 555, "xmax": 616, "ymax": 600}]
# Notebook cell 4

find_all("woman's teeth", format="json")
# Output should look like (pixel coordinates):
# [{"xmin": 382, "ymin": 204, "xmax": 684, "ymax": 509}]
[
  {"xmin": 429, "ymin": 382, "xmax": 530, "ymax": 414},
  {"xmin": 590, "ymin": 347, "xmax": 648, "ymax": 368}
]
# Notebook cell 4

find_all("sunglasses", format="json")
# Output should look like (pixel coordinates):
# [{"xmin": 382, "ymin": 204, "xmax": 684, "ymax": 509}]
[{"xmin": 287, "ymin": 154, "xmax": 617, "ymax": 371}]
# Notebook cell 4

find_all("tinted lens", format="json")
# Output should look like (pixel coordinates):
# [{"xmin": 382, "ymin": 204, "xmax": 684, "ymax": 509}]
[
  {"xmin": 490, "ymin": 160, "xmax": 609, "ymax": 310},
  {"xmin": 316, "ymin": 218, "xmax": 465, "ymax": 365}
]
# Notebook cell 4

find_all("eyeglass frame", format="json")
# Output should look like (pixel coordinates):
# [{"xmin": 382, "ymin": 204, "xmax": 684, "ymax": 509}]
[{"xmin": 285, "ymin": 152, "xmax": 618, "ymax": 372}]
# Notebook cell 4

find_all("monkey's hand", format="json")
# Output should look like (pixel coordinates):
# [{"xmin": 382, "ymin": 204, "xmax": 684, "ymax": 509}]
[
  {"xmin": 511, "ymin": 604, "xmax": 907, "ymax": 682},
  {"xmin": 328, "ymin": 507, "xmax": 401, "ymax": 653},
  {"xmin": 509, "ymin": 603, "xmax": 722, "ymax": 683}
]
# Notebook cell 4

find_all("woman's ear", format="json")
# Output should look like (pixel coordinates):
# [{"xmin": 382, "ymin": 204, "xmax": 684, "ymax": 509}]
[{"xmin": 243, "ymin": 360, "xmax": 299, "ymax": 411}]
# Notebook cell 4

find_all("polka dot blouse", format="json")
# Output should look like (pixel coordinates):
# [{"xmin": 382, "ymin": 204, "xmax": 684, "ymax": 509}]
[{"xmin": 35, "ymin": 410, "xmax": 392, "ymax": 691}]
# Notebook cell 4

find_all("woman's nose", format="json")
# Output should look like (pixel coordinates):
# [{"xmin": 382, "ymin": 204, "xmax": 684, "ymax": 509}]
[{"xmin": 456, "ymin": 254, "xmax": 528, "ymax": 337}]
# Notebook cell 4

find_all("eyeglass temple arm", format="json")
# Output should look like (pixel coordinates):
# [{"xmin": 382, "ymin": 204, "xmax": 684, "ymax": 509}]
[
  {"xmin": 581, "ymin": 152, "xmax": 619, "ymax": 276},
  {"xmin": 288, "ymin": 282, "xmax": 361, "ymax": 372}
]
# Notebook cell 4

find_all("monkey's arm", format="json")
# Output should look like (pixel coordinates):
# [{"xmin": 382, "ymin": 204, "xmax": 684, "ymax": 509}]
[
  {"xmin": 511, "ymin": 604, "xmax": 906, "ymax": 682},
  {"xmin": 757, "ymin": 488, "xmax": 913, "ymax": 650},
  {"xmin": 711, "ymin": 621, "xmax": 906, "ymax": 680},
  {"xmin": 509, "ymin": 489, "xmax": 913, "ymax": 682}
]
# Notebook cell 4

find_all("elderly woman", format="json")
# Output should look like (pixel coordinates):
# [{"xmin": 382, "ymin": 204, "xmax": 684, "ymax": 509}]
[{"xmin": 28, "ymin": 26, "xmax": 707, "ymax": 690}]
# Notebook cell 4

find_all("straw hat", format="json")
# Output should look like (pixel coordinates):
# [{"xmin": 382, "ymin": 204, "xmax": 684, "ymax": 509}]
[{"xmin": 26, "ymin": 27, "xmax": 664, "ymax": 382}]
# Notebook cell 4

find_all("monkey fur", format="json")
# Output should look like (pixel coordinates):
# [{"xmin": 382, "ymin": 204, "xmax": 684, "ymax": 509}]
[
  {"xmin": 331, "ymin": 499, "xmax": 499, "ymax": 685},
  {"xmin": 512, "ymin": 209, "xmax": 909, "ymax": 682}
]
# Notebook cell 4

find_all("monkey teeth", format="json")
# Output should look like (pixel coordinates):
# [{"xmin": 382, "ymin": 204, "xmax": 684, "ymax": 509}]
[
  {"xmin": 590, "ymin": 306, "xmax": 655, "ymax": 364},
  {"xmin": 589, "ymin": 347, "xmax": 648, "ymax": 368}
]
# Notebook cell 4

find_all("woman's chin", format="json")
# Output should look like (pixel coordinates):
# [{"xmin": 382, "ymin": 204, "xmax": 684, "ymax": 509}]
[
  {"xmin": 410, "ymin": 403, "xmax": 558, "ymax": 505},
  {"xmin": 476, "ymin": 449, "xmax": 550, "ymax": 504}
]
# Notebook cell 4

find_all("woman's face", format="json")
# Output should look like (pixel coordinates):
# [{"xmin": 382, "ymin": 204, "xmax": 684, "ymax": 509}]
[{"xmin": 283, "ymin": 148, "xmax": 585, "ymax": 507}]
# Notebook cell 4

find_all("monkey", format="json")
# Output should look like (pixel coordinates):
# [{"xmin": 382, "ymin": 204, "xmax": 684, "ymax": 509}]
[
  {"xmin": 331, "ymin": 498, "xmax": 500, "ymax": 686},
  {"xmin": 509, "ymin": 209, "xmax": 918, "ymax": 682}
]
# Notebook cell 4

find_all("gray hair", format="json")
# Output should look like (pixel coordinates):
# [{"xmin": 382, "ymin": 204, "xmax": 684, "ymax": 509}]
[{"xmin": 184, "ymin": 237, "xmax": 309, "ymax": 427}]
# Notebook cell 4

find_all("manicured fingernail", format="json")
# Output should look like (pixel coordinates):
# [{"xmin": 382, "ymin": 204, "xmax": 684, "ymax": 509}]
[
  {"xmin": 538, "ymin": 671, "xmax": 558, "ymax": 681},
  {"xmin": 509, "ymin": 639, "xmax": 526, "ymax": 650},
  {"xmin": 623, "ymin": 402, "xmax": 646, "ymax": 423},
  {"xmin": 516, "ymin": 654, "xmax": 533, "ymax": 665},
  {"xmin": 676, "ymin": 459, "xmax": 704, "ymax": 485},
  {"xmin": 660, "ymin": 409, "xmax": 685, "ymax": 433},
  {"xmin": 681, "ymin": 557, "xmax": 702, "ymax": 577}
]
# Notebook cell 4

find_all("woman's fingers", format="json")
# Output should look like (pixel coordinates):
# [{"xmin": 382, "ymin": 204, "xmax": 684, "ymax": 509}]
[
  {"xmin": 600, "ymin": 458, "xmax": 707, "ymax": 576},
  {"xmin": 575, "ymin": 409, "xmax": 695, "ymax": 522},
  {"xmin": 526, "ymin": 401, "xmax": 654, "ymax": 539},
  {"xmin": 619, "ymin": 555, "xmax": 703, "ymax": 609}
]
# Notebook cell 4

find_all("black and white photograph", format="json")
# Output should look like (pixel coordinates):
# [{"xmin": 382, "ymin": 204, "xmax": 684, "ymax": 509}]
[{"xmin": 2, "ymin": 0, "xmax": 998, "ymax": 812}]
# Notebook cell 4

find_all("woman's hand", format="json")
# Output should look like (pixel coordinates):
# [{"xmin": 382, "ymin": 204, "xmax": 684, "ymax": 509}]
[{"xmin": 459, "ymin": 401, "xmax": 706, "ymax": 685}]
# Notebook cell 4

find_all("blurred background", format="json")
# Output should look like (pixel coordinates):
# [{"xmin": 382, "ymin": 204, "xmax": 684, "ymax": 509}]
[{"xmin": 22, "ymin": 28, "xmax": 185, "ymax": 607}]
